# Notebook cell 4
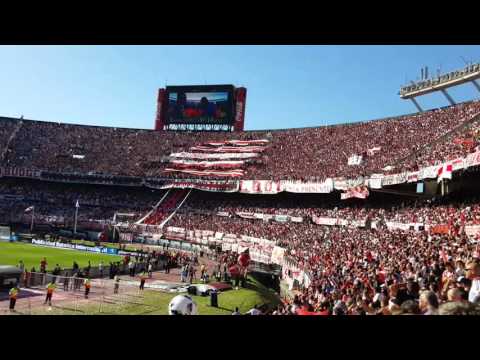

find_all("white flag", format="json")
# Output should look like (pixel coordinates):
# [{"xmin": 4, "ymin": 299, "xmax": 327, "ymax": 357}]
[
  {"xmin": 75, "ymin": 200, "xmax": 80, "ymax": 208},
  {"xmin": 25, "ymin": 206, "xmax": 34, "ymax": 213}
]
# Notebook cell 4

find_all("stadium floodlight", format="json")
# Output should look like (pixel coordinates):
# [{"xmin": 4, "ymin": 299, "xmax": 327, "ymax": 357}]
[{"xmin": 400, "ymin": 61, "xmax": 480, "ymax": 110}]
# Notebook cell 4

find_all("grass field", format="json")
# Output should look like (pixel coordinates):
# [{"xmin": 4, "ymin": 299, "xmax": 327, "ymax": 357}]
[
  {"xmin": 29, "ymin": 276, "xmax": 281, "ymax": 315},
  {"xmin": 0, "ymin": 242, "xmax": 122, "ymax": 270}
]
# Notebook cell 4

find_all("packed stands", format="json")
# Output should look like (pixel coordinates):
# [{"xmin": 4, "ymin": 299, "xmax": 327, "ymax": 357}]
[{"xmin": 2, "ymin": 100, "xmax": 480, "ymax": 181}]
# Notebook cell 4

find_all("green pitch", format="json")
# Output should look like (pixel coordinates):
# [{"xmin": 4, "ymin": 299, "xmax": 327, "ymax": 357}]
[
  {"xmin": 0, "ymin": 242, "xmax": 122, "ymax": 270},
  {"xmin": 29, "ymin": 276, "xmax": 282, "ymax": 315}
]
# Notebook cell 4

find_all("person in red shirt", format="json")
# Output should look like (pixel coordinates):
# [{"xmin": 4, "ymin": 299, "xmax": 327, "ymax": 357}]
[
  {"xmin": 40, "ymin": 257, "xmax": 47, "ymax": 274},
  {"xmin": 139, "ymin": 272, "xmax": 147, "ymax": 291}
]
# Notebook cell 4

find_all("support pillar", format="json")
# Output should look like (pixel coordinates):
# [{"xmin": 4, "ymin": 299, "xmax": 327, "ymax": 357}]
[
  {"xmin": 410, "ymin": 97, "xmax": 423, "ymax": 112},
  {"xmin": 471, "ymin": 80, "xmax": 480, "ymax": 93},
  {"xmin": 440, "ymin": 89, "xmax": 456, "ymax": 105}
]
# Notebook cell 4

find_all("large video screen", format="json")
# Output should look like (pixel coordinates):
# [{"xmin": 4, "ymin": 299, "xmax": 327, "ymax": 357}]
[{"xmin": 165, "ymin": 85, "xmax": 234, "ymax": 125}]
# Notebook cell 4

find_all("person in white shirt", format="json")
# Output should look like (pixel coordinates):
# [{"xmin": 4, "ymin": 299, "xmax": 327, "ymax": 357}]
[
  {"xmin": 419, "ymin": 290, "xmax": 439, "ymax": 315},
  {"xmin": 246, "ymin": 305, "xmax": 262, "ymax": 315},
  {"xmin": 466, "ymin": 262, "xmax": 480, "ymax": 303}
]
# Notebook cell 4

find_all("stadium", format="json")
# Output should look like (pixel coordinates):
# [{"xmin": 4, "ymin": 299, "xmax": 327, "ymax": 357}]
[{"xmin": 2, "ymin": 50, "xmax": 480, "ymax": 315}]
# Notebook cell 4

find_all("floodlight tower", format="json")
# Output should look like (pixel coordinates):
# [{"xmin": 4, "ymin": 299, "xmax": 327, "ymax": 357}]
[{"xmin": 399, "ymin": 62, "xmax": 480, "ymax": 112}]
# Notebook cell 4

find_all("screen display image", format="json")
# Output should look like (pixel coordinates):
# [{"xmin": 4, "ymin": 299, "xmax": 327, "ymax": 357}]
[{"xmin": 166, "ymin": 85, "xmax": 234, "ymax": 125}]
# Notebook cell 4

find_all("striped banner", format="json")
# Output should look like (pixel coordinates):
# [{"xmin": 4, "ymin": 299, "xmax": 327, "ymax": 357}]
[{"xmin": 164, "ymin": 168, "xmax": 244, "ymax": 177}]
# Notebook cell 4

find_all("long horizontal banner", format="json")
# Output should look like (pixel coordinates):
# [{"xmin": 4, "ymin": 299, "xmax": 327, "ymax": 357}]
[
  {"xmin": 170, "ymin": 160, "xmax": 244, "ymax": 170},
  {"xmin": 281, "ymin": 179, "xmax": 334, "ymax": 193},
  {"xmin": 164, "ymin": 168, "xmax": 244, "ymax": 178},
  {"xmin": 190, "ymin": 145, "xmax": 266, "ymax": 153},
  {"xmin": 204, "ymin": 139, "xmax": 269, "ymax": 147},
  {"xmin": 239, "ymin": 180, "xmax": 282, "ymax": 194},
  {"xmin": 312, "ymin": 215, "xmax": 366, "ymax": 228},
  {"xmin": 170, "ymin": 152, "xmax": 259, "ymax": 160},
  {"xmin": 0, "ymin": 167, "xmax": 41, "ymax": 178},
  {"xmin": 235, "ymin": 211, "xmax": 303, "ymax": 223},
  {"xmin": 32, "ymin": 239, "xmax": 119, "ymax": 255},
  {"xmin": 160, "ymin": 180, "xmax": 239, "ymax": 193}
]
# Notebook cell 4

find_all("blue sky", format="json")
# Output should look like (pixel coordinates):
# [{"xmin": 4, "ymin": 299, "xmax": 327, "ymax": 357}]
[{"xmin": 0, "ymin": 45, "xmax": 479, "ymax": 130}]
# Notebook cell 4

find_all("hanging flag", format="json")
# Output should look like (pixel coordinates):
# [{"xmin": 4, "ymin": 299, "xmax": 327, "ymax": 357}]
[
  {"xmin": 437, "ymin": 163, "xmax": 453, "ymax": 183},
  {"xmin": 24, "ymin": 206, "xmax": 34, "ymax": 213},
  {"xmin": 75, "ymin": 200, "xmax": 80, "ymax": 208}
]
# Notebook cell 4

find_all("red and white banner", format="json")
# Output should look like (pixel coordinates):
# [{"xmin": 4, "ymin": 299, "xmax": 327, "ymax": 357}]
[
  {"xmin": 239, "ymin": 180, "xmax": 282, "ymax": 194},
  {"xmin": 190, "ymin": 145, "xmax": 266, "ymax": 153},
  {"xmin": 170, "ymin": 152, "xmax": 259, "ymax": 160},
  {"xmin": 437, "ymin": 163, "xmax": 453, "ymax": 183},
  {"xmin": 341, "ymin": 186, "xmax": 369, "ymax": 200},
  {"xmin": 164, "ymin": 168, "xmax": 244, "ymax": 177},
  {"xmin": 170, "ymin": 160, "xmax": 244, "ymax": 170},
  {"xmin": 451, "ymin": 157, "xmax": 466, "ymax": 171}
]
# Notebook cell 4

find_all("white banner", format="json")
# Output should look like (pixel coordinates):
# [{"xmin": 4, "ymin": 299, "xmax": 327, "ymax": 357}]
[
  {"xmin": 312, "ymin": 215, "xmax": 338, "ymax": 226},
  {"xmin": 348, "ymin": 154, "xmax": 363, "ymax": 166},
  {"xmin": 333, "ymin": 178, "xmax": 348, "ymax": 191},
  {"xmin": 407, "ymin": 171, "xmax": 419, "ymax": 183},
  {"xmin": 280, "ymin": 179, "xmax": 334, "ymax": 193},
  {"xmin": 271, "ymin": 246, "xmax": 286, "ymax": 265},
  {"xmin": 464, "ymin": 150, "xmax": 480, "ymax": 168},
  {"xmin": 465, "ymin": 225, "xmax": 480, "ymax": 238},
  {"xmin": 419, "ymin": 165, "xmax": 438, "ymax": 180},
  {"xmin": 381, "ymin": 172, "xmax": 408, "ymax": 187},
  {"xmin": 368, "ymin": 174, "xmax": 384, "ymax": 189},
  {"xmin": 239, "ymin": 180, "xmax": 282, "ymax": 194}
]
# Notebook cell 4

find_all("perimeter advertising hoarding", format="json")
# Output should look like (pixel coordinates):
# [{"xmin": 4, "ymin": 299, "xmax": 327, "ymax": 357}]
[{"xmin": 165, "ymin": 85, "xmax": 235, "ymax": 125}]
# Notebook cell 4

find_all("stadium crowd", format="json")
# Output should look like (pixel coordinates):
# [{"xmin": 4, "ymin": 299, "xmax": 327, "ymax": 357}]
[
  {"xmin": 1, "ymin": 101, "xmax": 480, "ymax": 181},
  {"xmin": 0, "ymin": 179, "xmax": 161, "ymax": 224}
]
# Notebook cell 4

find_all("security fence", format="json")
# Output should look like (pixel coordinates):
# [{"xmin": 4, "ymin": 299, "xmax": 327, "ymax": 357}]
[{"xmin": 1, "ymin": 272, "xmax": 157, "ymax": 315}]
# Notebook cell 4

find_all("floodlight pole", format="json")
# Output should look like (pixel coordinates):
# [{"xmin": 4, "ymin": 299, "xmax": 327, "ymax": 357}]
[
  {"xmin": 74, "ymin": 206, "xmax": 79, "ymax": 234},
  {"xmin": 410, "ymin": 97, "xmax": 423, "ymax": 112},
  {"xmin": 472, "ymin": 80, "xmax": 480, "ymax": 93},
  {"xmin": 30, "ymin": 206, "xmax": 35, "ymax": 232}
]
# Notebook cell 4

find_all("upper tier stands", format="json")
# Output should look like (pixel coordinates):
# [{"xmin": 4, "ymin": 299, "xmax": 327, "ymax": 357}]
[{"xmin": 2, "ymin": 100, "xmax": 480, "ymax": 181}]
